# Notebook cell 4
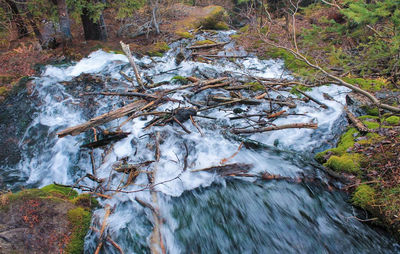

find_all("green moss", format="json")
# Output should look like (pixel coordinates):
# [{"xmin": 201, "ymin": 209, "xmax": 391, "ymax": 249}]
[
  {"xmin": 352, "ymin": 184, "xmax": 376, "ymax": 209},
  {"xmin": 171, "ymin": 75, "xmax": 189, "ymax": 85},
  {"xmin": 65, "ymin": 207, "xmax": 91, "ymax": 254},
  {"xmin": 244, "ymin": 81, "xmax": 264, "ymax": 91},
  {"xmin": 315, "ymin": 127, "xmax": 358, "ymax": 163},
  {"xmin": 263, "ymin": 47, "xmax": 317, "ymax": 79},
  {"xmin": 108, "ymin": 50, "xmax": 124, "ymax": 55},
  {"xmin": 41, "ymin": 184, "xmax": 78, "ymax": 200},
  {"xmin": 72, "ymin": 194, "xmax": 99, "ymax": 209},
  {"xmin": 324, "ymin": 153, "xmax": 362, "ymax": 174},
  {"xmin": 231, "ymin": 34, "xmax": 240, "ymax": 39},
  {"xmin": 239, "ymin": 25, "xmax": 249, "ymax": 33},
  {"xmin": 146, "ymin": 42, "xmax": 170, "ymax": 57},
  {"xmin": 198, "ymin": 6, "xmax": 228, "ymax": 30},
  {"xmin": 176, "ymin": 31, "xmax": 194, "ymax": 39},
  {"xmin": 357, "ymin": 133, "xmax": 384, "ymax": 145},
  {"xmin": 214, "ymin": 21, "xmax": 229, "ymax": 30},
  {"xmin": 363, "ymin": 120, "xmax": 380, "ymax": 129},
  {"xmin": 0, "ymin": 86, "xmax": 9, "ymax": 96},
  {"xmin": 385, "ymin": 116, "xmax": 400, "ymax": 125},
  {"xmin": 194, "ymin": 39, "xmax": 215, "ymax": 45},
  {"xmin": 361, "ymin": 106, "xmax": 380, "ymax": 116},
  {"xmin": 358, "ymin": 115, "xmax": 379, "ymax": 120},
  {"xmin": 343, "ymin": 77, "xmax": 389, "ymax": 92}
]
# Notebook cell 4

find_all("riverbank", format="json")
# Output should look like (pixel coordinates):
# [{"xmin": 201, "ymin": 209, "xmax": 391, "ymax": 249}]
[{"xmin": 231, "ymin": 2, "xmax": 400, "ymax": 239}]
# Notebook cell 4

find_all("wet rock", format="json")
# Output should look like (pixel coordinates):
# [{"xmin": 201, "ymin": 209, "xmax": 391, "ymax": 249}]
[
  {"xmin": 0, "ymin": 83, "xmax": 37, "ymax": 168},
  {"xmin": 174, "ymin": 107, "xmax": 197, "ymax": 123},
  {"xmin": 376, "ymin": 91, "xmax": 400, "ymax": 105}
]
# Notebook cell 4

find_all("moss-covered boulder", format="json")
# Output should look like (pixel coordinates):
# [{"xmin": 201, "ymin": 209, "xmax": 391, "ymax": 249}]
[
  {"xmin": 352, "ymin": 184, "xmax": 376, "ymax": 209},
  {"xmin": 324, "ymin": 153, "xmax": 362, "ymax": 174},
  {"xmin": 146, "ymin": 42, "xmax": 170, "ymax": 57},
  {"xmin": 385, "ymin": 116, "xmax": 400, "ymax": 125},
  {"xmin": 315, "ymin": 127, "xmax": 358, "ymax": 163},
  {"xmin": 0, "ymin": 184, "xmax": 96, "ymax": 254},
  {"xmin": 196, "ymin": 6, "xmax": 229, "ymax": 30}
]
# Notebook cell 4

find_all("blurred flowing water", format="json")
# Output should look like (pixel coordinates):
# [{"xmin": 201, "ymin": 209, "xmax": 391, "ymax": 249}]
[{"xmin": 0, "ymin": 31, "xmax": 399, "ymax": 253}]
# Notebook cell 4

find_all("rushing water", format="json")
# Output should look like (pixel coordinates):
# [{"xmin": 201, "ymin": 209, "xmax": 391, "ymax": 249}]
[{"xmin": 1, "ymin": 31, "xmax": 399, "ymax": 253}]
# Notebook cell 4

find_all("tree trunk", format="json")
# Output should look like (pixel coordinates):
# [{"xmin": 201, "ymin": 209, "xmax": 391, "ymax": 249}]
[
  {"xmin": 56, "ymin": 0, "xmax": 72, "ymax": 45},
  {"xmin": 24, "ymin": 12, "xmax": 43, "ymax": 44},
  {"xmin": 81, "ymin": 8, "xmax": 107, "ymax": 41},
  {"xmin": 4, "ymin": 0, "xmax": 28, "ymax": 38}
]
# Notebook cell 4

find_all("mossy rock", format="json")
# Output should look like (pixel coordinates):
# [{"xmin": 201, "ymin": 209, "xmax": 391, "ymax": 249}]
[
  {"xmin": 352, "ymin": 184, "xmax": 376, "ymax": 209},
  {"xmin": 358, "ymin": 115, "xmax": 379, "ymax": 121},
  {"xmin": 197, "ymin": 6, "xmax": 229, "ymax": 30},
  {"xmin": 315, "ymin": 127, "xmax": 358, "ymax": 163},
  {"xmin": 323, "ymin": 153, "xmax": 362, "ymax": 174},
  {"xmin": 362, "ymin": 120, "xmax": 380, "ymax": 130},
  {"xmin": 385, "ymin": 116, "xmax": 399, "ymax": 125},
  {"xmin": 176, "ymin": 31, "xmax": 194, "ymax": 39},
  {"xmin": 194, "ymin": 39, "xmax": 215, "ymax": 46},
  {"xmin": 146, "ymin": 42, "xmax": 170, "ymax": 57},
  {"xmin": 171, "ymin": 75, "xmax": 189, "ymax": 85},
  {"xmin": 361, "ymin": 106, "xmax": 380, "ymax": 116}
]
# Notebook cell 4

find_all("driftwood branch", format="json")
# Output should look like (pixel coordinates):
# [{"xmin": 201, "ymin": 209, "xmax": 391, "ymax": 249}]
[
  {"xmin": 120, "ymin": 41, "xmax": 145, "ymax": 90},
  {"xmin": 191, "ymin": 163, "xmax": 253, "ymax": 176},
  {"xmin": 344, "ymin": 106, "xmax": 370, "ymax": 133},
  {"xmin": 57, "ymin": 100, "xmax": 147, "ymax": 137},
  {"xmin": 231, "ymin": 122, "xmax": 318, "ymax": 134},
  {"xmin": 295, "ymin": 88, "xmax": 328, "ymax": 109},
  {"xmin": 187, "ymin": 41, "xmax": 229, "ymax": 50}
]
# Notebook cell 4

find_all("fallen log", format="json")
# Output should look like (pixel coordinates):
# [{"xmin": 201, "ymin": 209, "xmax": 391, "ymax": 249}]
[
  {"xmin": 187, "ymin": 41, "xmax": 229, "ymax": 50},
  {"xmin": 344, "ymin": 106, "xmax": 370, "ymax": 133},
  {"xmin": 231, "ymin": 123, "xmax": 318, "ymax": 134},
  {"xmin": 57, "ymin": 100, "xmax": 147, "ymax": 137},
  {"xmin": 191, "ymin": 53, "xmax": 248, "ymax": 58},
  {"xmin": 191, "ymin": 163, "xmax": 253, "ymax": 176}
]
